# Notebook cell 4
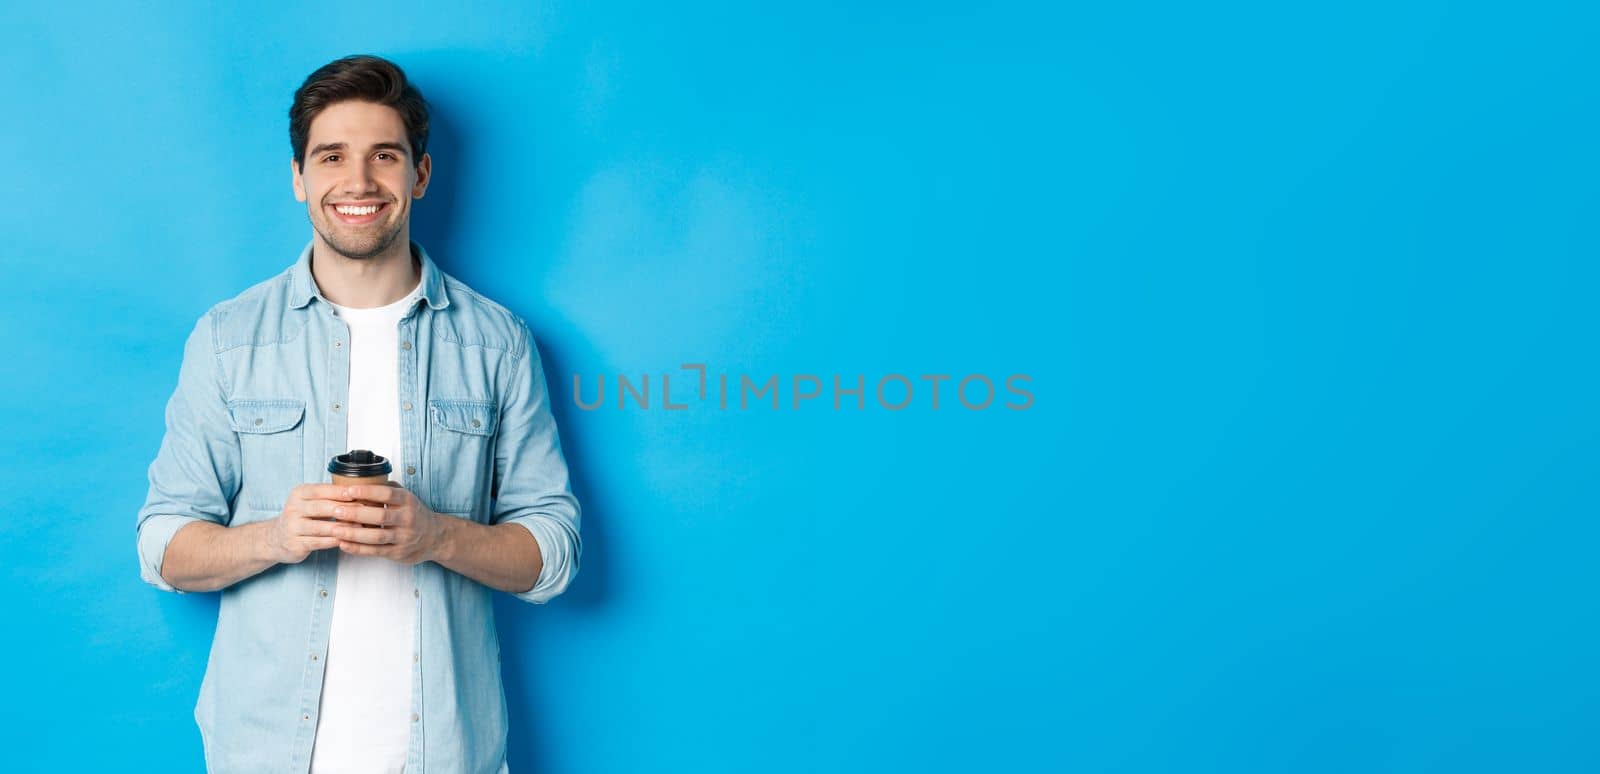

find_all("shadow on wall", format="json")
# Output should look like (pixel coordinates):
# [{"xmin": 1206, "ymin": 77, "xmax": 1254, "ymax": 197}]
[{"xmin": 405, "ymin": 52, "xmax": 618, "ymax": 773}]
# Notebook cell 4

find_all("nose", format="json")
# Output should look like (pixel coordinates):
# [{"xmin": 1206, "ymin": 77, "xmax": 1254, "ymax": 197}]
[{"xmin": 343, "ymin": 159, "xmax": 379, "ymax": 195}]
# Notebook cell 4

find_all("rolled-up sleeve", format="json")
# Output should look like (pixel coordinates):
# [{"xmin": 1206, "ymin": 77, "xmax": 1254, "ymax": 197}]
[
  {"xmin": 136, "ymin": 312, "xmax": 239, "ymax": 593},
  {"xmin": 491, "ymin": 318, "xmax": 582, "ymax": 604}
]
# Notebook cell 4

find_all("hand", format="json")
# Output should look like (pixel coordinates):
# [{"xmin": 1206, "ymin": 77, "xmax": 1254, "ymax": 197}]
[
  {"xmin": 323, "ymin": 484, "xmax": 445, "ymax": 565},
  {"xmin": 262, "ymin": 483, "xmax": 351, "ymax": 564}
]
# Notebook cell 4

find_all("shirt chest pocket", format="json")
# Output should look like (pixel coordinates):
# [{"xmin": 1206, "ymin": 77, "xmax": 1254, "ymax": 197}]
[
  {"xmin": 227, "ymin": 399, "xmax": 306, "ymax": 515},
  {"xmin": 427, "ymin": 399, "xmax": 499, "ymax": 515}
]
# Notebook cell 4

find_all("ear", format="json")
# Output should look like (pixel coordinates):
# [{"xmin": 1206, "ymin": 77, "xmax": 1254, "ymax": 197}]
[
  {"xmin": 291, "ymin": 157, "xmax": 307, "ymax": 203},
  {"xmin": 412, "ymin": 152, "xmax": 432, "ymax": 199}
]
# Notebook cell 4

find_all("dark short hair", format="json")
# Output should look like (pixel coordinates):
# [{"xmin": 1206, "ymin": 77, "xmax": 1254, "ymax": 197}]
[{"xmin": 289, "ymin": 54, "xmax": 430, "ymax": 170}]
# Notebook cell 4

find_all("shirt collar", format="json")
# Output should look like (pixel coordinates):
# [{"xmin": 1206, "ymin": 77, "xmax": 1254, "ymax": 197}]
[{"xmin": 287, "ymin": 239, "xmax": 450, "ymax": 311}]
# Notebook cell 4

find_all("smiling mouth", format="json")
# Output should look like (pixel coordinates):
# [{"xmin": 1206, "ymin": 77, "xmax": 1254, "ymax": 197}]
[{"xmin": 327, "ymin": 202, "xmax": 390, "ymax": 225}]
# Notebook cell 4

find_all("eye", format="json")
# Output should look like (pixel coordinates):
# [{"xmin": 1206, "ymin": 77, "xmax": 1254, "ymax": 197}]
[
  {"xmin": 376, "ymin": 152, "xmax": 396, "ymax": 161},
  {"xmin": 322, "ymin": 154, "xmax": 340, "ymax": 163}
]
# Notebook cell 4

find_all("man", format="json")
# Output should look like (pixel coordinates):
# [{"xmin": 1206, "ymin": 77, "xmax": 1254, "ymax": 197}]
[{"xmin": 135, "ymin": 54, "xmax": 580, "ymax": 774}]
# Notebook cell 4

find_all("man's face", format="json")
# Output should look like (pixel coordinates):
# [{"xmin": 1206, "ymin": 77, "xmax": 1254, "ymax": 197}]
[{"xmin": 292, "ymin": 100, "xmax": 431, "ymax": 260}]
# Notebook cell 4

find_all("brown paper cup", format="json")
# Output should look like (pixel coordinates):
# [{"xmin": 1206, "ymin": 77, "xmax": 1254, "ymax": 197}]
[{"xmin": 326, "ymin": 450, "xmax": 399, "ymax": 523}]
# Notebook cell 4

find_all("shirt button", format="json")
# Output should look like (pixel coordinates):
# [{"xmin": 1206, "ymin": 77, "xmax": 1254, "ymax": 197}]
[
  {"xmin": 406, "ymin": 465, "xmax": 416, "ymax": 476},
  {"xmin": 412, "ymin": 713, "xmax": 420, "ymax": 723},
  {"xmin": 311, "ymin": 653, "xmax": 318, "ymax": 661},
  {"xmin": 401, "ymin": 341, "xmax": 412, "ymax": 350},
  {"xmin": 334, "ymin": 340, "xmax": 342, "ymax": 348},
  {"xmin": 414, "ymin": 589, "xmax": 420, "ymax": 598},
  {"xmin": 302, "ymin": 714, "xmax": 310, "ymax": 721},
  {"xmin": 254, "ymin": 418, "xmax": 263, "ymax": 426},
  {"xmin": 403, "ymin": 401, "xmax": 413, "ymax": 411},
  {"xmin": 413, "ymin": 653, "xmax": 419, "ymax": 663},
  {"xmin": 319, "ymin": 588, "xmax": 328, "ymax": 598},
  {"xmin": 332, "ymin": 402, "xmax": 341, "ymax": 411}
]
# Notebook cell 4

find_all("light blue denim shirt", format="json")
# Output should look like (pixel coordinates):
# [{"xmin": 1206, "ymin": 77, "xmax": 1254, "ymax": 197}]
[{"xmin": 136, "ymin": 240, "xmax": 581, "ymax": 773}]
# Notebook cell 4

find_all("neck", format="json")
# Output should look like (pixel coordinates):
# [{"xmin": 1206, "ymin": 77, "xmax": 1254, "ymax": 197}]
[{"xmin": 310, "ymin": 234, "xmax": 420, "ymax": 308}]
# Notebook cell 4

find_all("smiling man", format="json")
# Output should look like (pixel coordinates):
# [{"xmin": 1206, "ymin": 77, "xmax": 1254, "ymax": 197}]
[{"xmin": 135, "ymin": 55, "xmax": 581, "ymax": 774}]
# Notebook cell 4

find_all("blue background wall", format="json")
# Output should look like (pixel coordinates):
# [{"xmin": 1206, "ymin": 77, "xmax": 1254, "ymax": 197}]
[{"xmin": 2, "ymin": 1, "xmax": 1596, "ymax": 771}]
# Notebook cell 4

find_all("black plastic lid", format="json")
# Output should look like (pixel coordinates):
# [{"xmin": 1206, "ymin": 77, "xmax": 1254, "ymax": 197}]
[{"xmin": 328, "ymin": 449, "xmax": 392, "ymax": 477}]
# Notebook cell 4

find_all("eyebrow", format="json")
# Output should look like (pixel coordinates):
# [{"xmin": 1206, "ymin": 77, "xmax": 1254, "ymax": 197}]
[{"xmin": 307, "ymin": 141, "xmax": 410, "ymax": 158}]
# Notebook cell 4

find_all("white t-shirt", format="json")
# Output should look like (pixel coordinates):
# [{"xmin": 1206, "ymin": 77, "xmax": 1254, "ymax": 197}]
[{"xmin": 310, "ymin": 281, "xmax": 423, "ymax": 774}]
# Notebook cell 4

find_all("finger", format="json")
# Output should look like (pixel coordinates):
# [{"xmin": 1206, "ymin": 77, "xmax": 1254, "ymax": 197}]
[
  {"xmin": 298, "ymin": 499, "xmax": 353, "ymax": 522},
  {"xmin": 349, "ymin": 484, "xmax": 405, "ymax": 506},
  {"xmin": 301, "ymin": 536, "xmax": 341, "ymax": 551},
  {"xmin": 339, "ymin": 540, "xmax": 389, "ymax": 556},
  {"xmin": 288, "ymin": 510, "xmax": 342, "ymax": 534},
  {"xmin": 344, "ymin": 505, "xmax": 390, "ymax": 527},
  {"xmin": 331, "ymin": 503, "xmax": 390, "ymax": 527},
  {"xmin": 298, "ymin": 484, "xmax": 358, "ymax": 503},
  {"xmin": 330, "ymin": 523, "xmax": 395, "ymax": 546}
]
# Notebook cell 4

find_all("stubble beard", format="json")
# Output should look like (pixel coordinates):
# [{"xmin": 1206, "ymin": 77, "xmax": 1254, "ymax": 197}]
[{"xmin": 311, "ymin": 204, "xmax": 405, "ymax": 261}]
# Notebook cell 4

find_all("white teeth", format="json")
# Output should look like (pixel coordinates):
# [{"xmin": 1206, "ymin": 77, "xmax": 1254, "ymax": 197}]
[{"xmin": 334, "ymin": 205, "xmax": 380, "ymax": 216}]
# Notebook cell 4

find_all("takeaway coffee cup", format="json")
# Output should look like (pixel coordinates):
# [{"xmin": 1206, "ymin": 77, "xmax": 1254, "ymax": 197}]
[{"xmin": 326, "ymin": 450, "xmax": 399, "ymax": 522}]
